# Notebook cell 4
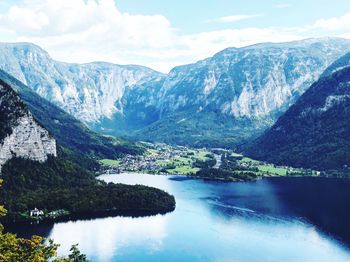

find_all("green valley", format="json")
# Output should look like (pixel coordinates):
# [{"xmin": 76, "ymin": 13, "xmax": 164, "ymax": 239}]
[{"xmin": 99, "ymin": 142, "xmax": 321, "ymax": 181}]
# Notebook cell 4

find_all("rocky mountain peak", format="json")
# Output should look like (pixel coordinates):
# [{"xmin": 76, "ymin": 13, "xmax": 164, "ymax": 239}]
[{"xmin": 1, "ymin": 37, "xmax": 350, "ymax": 146}]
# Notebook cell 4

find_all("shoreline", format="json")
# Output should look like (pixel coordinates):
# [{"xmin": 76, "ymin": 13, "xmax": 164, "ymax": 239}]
[
  {"xmin": 8, "ymin": 173, "xmax": 349, "ymax": 226},
  {"xmin": 2, "ymin": 207, "xmax": 175, "ymax": 226},
  {"xmin": 99, "ymin": 171, "xmax": 350, "ymax": 182}
]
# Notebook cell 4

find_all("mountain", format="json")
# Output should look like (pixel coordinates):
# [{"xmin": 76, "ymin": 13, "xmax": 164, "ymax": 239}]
[
  {"xmin": 0, "ymin": 69, "xmax": 143, "ymax": 158},
  {"xmin": 126, "ymin": 38, "xmax": 350, "ymax": 146},
  {"xmin": 245, "ymin": 62, "xmax": 350, "ymax": 171},
  {"xmin": 0, "ymin": 70, "xmax": 175, "ymax": 222},
  {"xmin": 1, "ymin": 38, "xmax": 350, "ymax": 147},
  {"xmin": 321, "ymin": 52, "xmax": 350, "ymax": 78},
  {"xmin": 0, "ymin": 77, "xmax": 56, "ymax": 173},
  {"xmin": 0, "ymin": 42, "xmax": 165, "ymax": 123}
]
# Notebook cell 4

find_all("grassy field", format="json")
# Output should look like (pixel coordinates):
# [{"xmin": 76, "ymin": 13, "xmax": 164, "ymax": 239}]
[
  {"xmin": 240, "ymin": 157, "xmax": 260, "ymax": 164},
  {"xmin": 99, "ymin": 159, "xmax": 121, "ymax": 167},
  {"xmin": 155, "ymin": 149, "xmax": 212, "ymax": 175},
  {"xmin": 194, "ymin": 151, "xmax": 211, "ymax": 161},
  {"xmin": 172, "ymin": 166, "xmax": 200, "ymax": 175},
  {"xmin": 257, "ymin": 165, "xmax": 288, "ymax": 176}
]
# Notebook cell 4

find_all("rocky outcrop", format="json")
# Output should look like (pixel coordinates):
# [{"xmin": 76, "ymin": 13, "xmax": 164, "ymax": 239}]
[{"xmin": 0, "ymin": 81, "xmax": 56, "ymax": 173}]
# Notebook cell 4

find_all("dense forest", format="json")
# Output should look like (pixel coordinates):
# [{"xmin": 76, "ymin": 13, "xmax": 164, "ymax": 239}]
[
  {"xmin": 0, "ymin": 152, "xmax": 175, "ymax": 223},
  {"xmin": 0, "ymin": 179, "xmax": 89, "ymax": 261},
  {"xmin": 245, "ymin": 67, "xmax": 350, "ymax": 171},
  {"xmin": 194, "ymin": 154, "xmax": 259, "ymax": 181}
]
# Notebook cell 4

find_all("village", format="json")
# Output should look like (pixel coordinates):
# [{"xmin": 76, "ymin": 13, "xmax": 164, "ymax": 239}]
[
  {"xmin": 99, "ymin": 142, "xmax": 319, "ymax": 178},
  {"xmin": 100, "ymin": 142, "xmax": 214, "ymax": 175}
]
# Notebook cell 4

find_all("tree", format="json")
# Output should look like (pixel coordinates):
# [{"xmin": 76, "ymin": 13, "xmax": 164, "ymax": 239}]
[
  {"xmin": 0, "ymin": 179, "xmax": 88, "ymax": 262},
  {"xmin": 67, "ymin": 245, "xmax": 88, "ymax": 262}
]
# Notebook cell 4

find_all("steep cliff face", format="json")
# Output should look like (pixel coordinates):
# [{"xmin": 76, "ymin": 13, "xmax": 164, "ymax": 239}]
[
  {"xmin": 119, "ymin": 38, "xmax": 350, "ymax": 146},
  {"xmin": 0, "ymin": 80, "xmax": 56, "ymax": 173},
  {"xmin": 155, "ymin": 38, "xmax": 350, "ymax": 119},
  {"xmin": 0, "ymin": 43, "xmax": 165, "ymax": 123},
  {"xmin": 1, "ymin": 38, "xmax": 350, "ymax": 146}
]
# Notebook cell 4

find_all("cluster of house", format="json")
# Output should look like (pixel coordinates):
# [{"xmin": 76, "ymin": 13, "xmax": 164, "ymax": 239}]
[
  {"xmin": 116, "ymin": 143, "xmax": 190, "ymax": 173},
  {"xmin": 30, "ymin": 208, "xmax": 44, "ymax": 217},
  {"xmin": 29, "ymin": 208, "xmax": 69, "ymax": 218},
  {"xmin": 118, "ymin": 154, "xmax": 160, "ymax": 172}
]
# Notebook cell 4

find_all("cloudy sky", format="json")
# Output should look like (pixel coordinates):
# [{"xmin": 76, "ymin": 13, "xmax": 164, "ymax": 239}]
[{"xmin": 0, "ymin": 0, "xmax": 349, "ymax": 72}]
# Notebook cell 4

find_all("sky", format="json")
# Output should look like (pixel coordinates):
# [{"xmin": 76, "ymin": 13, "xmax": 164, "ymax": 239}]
[{"xmin": 0, "ymin": 0, "xmax": 349, "ymax": 73}]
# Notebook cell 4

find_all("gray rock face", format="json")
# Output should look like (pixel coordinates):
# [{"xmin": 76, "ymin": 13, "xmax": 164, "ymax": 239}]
[
  {"xmin": 155, "ymin": 38, "xmax": 350, "ymax": 119},
  {"xmin": 1, "ymin": 38, "xmax": 350, "ymax": 145},
  {"xmin": 118, "ymin": 38, "xmax": 350, "ymax": 145},
  {"xmin": 0, "ymin": 43, "xmax": 165, "ymax": 123},
  {"xmin": 0, "ymin": 82, "xmax": 56, "ymax": 173}
]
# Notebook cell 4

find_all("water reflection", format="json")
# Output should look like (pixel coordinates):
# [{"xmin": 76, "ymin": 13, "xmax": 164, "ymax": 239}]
[
  {"xmin": 8, "ymin": 173, "xmax": 350, "ymax": 261},
  {"xmin": 50, "ymin": 215, "xmax": 168, "ymax": 261}
]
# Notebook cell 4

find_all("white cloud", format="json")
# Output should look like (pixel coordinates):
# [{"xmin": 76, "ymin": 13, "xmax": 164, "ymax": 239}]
[
  {"xmin": 311, "ymin": 13, "xmax": 350, "ymax": 31},
  {"xmin": 0, "ymin": 0, "xmax": 180, "ymax": 71},
  {"xmin": 339, "ymin": 32, "xmax": 350, "ymax": 39},
  {"xmin": 0, "ymin": 0, "xmax": 348, "ymax": 73},
  {"xmin": 205, "ymin": 14, "xmax": 264, "ymax": 23},
  {"xmin": 1, "ymin": 0, "xmax": 175, "ymax": 48},
  {"xmin": 180, "ymin": 28, "xmax": 303, "ymax": 58}
]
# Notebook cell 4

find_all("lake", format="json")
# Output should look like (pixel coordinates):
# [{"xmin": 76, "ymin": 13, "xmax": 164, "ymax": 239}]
[{"xmin": 9, "ymin": 173, "xmax": 350, "ymax": 261}]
